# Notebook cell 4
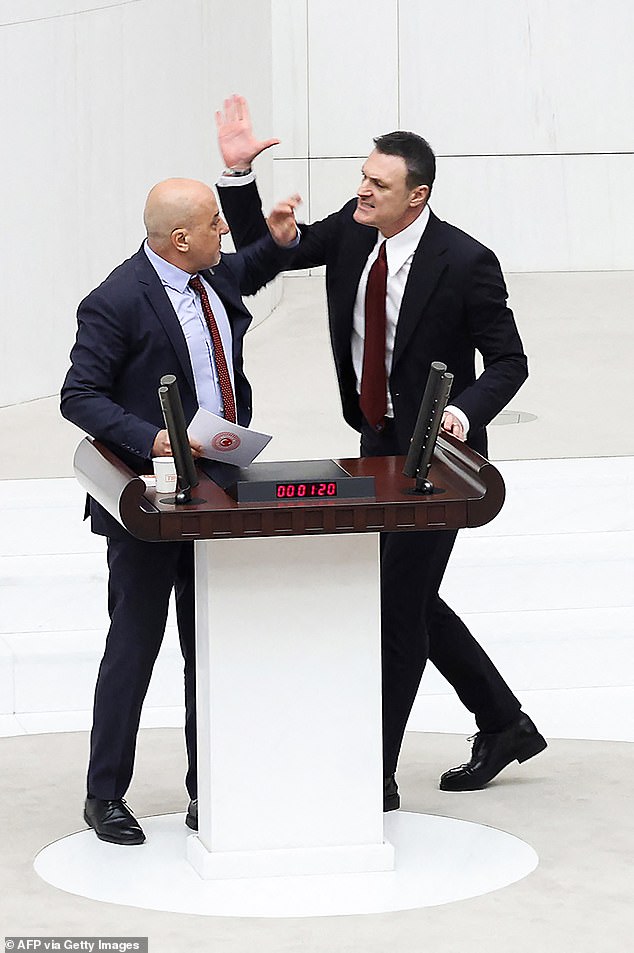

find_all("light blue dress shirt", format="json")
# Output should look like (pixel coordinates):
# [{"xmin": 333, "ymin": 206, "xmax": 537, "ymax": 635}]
[{"xmin": 144, "ymin": 241, "xmax": 235, "ymax": 417}]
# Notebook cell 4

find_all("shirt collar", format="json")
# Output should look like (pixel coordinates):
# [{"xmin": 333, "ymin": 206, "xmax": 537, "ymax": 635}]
[
  {"xmin": 143, "ymin": 240, "xmax": 193, "ymax": 293},
  {"xmin": 380, "ymin": 204, "xmax": 430, "ymax": 277}
]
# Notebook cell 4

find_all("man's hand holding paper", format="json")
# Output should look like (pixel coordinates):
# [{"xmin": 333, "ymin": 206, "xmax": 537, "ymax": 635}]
[{"xmin": 188, "ymin": 408, "xmax": 271, "ymax": 467}]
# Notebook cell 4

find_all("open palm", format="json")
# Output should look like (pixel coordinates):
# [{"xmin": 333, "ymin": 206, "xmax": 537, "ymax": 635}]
[{"xmin": 216, "ymin": 94, "xmax": 280, "ymax": 169}]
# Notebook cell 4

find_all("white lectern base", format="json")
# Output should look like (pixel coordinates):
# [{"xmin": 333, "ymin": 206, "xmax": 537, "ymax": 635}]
[
  {"xmin": 187, "ymin": 832, "xmax": 394, "ymax": 880},
  {"xmin": 194, "ymin": 533, "xmax": 388, "ymax": 879}
]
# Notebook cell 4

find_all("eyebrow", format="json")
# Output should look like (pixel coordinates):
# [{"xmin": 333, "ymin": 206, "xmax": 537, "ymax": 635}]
[{"xmin": 362, "ymin": 169, "xmax": 387, "ymax": 187}]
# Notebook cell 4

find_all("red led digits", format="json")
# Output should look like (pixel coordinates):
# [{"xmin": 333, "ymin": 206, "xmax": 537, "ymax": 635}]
[{"xmin": 275, "ymin": 481, "xmax": 339, "ymax": 500}]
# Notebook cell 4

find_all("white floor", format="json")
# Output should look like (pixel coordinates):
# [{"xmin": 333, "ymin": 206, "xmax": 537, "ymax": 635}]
[{"xmin": 1, "ymin": 456, "xmax": 632, "ymax": 744}]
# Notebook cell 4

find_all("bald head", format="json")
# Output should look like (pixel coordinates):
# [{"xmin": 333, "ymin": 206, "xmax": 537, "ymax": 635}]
[{"xmin": 144, "ymin": 178, "xmax": 228, "ymax": 272}]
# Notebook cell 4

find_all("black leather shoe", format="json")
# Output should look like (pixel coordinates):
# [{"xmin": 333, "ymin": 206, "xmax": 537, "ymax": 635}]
[
  {"xmin": 84, "ymin": 797, "xmax": 146, "ymax": 845},
  {"xmin": 384, "ymin": 775, "xmax": 400, "ymax": 811},
  {"xmin": 185, "ymin": 798, "xmax": 198, "ymax": 831},
  {"xmin": 440, "ymin": 713, "xmax": 547, "ymax": 792}
]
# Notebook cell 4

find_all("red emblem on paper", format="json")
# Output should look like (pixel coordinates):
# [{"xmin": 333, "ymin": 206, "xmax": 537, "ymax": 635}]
[{"xmin": 212, "ymin": 431, "xmax": 241, "ymax": 452}]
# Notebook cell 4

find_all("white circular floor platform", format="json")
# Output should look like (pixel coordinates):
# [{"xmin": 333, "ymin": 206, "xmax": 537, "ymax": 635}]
[{"xmin": 34, "ymin": 812, "xmax": 538, "ymax": 918}]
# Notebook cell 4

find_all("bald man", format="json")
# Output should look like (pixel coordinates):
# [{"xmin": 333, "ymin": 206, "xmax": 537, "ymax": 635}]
[{"xmin": 61, "ymin": 178, "xmax": 298, "ymax": 845}]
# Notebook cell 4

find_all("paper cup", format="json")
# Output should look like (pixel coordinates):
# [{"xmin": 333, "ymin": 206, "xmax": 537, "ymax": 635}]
[{"xmin": 153, "ymin": 456, "xmax": 178, "ymax": 493}]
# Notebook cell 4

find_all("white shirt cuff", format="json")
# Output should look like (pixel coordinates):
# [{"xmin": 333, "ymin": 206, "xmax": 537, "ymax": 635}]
[{"xmin": 216, "ymin": 170, "xmax": 256, "ymax": 188}]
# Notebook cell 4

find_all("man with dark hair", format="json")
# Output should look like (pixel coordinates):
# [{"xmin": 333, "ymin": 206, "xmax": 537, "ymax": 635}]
[
  {"xmin": 372, "ymin": 131, "xmax": 436, "ymax": 192},
  {"xmin": 215, "ymin": 95, "xmax": 546, "ymax": 808}
]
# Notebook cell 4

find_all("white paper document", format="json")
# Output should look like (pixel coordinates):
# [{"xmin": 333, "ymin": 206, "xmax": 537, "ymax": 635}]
[{"xmin": 187, "ymin": 408, "xmax": 272, "ymax": 467}]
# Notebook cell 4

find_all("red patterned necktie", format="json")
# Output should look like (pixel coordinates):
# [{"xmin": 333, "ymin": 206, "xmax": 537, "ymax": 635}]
[
  {"xmin": 188, "ymin": 275, "xmax": 236, "ymax": 424},
  {"xmin": 359, "ymin": 241, "xmax": 388, "ymax": 430}
]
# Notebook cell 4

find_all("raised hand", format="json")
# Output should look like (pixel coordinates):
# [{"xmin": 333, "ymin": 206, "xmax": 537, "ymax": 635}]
[
  {"xmin": 216, "ymin": 94, "xmax": 280, "ymax": 170},
  {"xmin": 267, "ymin": 194, "xmax": 302, "ymax": 247}
]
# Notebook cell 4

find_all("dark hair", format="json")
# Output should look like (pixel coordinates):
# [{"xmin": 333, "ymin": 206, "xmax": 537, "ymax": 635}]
[{"xmin": 373, "ymin": 131, "xmax": 436, "ymax": 193}]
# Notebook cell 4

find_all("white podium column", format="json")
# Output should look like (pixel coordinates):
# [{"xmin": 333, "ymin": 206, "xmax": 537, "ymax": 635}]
[{"xmin": 187, "ymin": 532, "xmax": 394, "ymax": 880}]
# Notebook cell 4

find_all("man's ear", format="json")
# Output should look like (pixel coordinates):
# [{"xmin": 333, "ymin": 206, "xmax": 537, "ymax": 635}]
[
  {"xmin": 410, "ymin": 184, "xmax": 429, "ymax": 208},
  {"xmin": 171, "ymin": 228, "xmax": 189, "ymax": 253}
]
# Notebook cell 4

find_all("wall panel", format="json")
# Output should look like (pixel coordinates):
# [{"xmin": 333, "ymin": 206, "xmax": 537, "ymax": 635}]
[
  {"xmin": 272, "ymin": 0, "xmax": 308, "ymax": 159},
  {"xmin": 433, "ymin": 154, "xmax": 634, "ymax": 272},
  {"xmin": 399, "ymin": 0, "xmax": 634, "ymax": 155},
  {"xmin": 307, "ymin": 0, "xmax": 399, "ymax": 157},
  {"xmin": 308, "ymin": 158, "xmax": 359, "ymax": 222},
  {"xmin": 0, "ymin": 0, "xmax": 274, "ymax": 406},
  {"xmin": 268, "ymin": 0, "xmax": 634, "ymax": 273},
  {"xmin": 0, "ymin": 0, "xmax": 140, "ymax": 24}
]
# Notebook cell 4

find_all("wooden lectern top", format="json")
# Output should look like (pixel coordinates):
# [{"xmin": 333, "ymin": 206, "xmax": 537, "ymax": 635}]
[{"xmin": 73, "ymin": 436, "xmax": 505, "ymax": 543}]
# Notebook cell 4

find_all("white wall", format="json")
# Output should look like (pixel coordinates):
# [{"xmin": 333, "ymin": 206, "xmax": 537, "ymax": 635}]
[
  {"xmin": 4, "ymin": 1, "xmax": 633, "ymax": 407},
  {"xmin": 0, "ymin": 0, "xmax": 276, "ymax": 407},
  {"xmin": 270, "ymin": 0, "xmax": 634, "ymax": 274}
]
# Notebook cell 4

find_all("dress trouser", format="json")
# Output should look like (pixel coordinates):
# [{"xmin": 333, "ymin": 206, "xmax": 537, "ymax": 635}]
[
  {"xmin": 360, "ymin": 422, "xmax": 521, "ymax": 776},
  {"xmin": 87, "ymin": 536, "xmax": 197, "ymax": 801}
]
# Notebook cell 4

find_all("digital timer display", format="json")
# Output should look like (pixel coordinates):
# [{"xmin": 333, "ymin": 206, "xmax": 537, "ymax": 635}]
[
  {"xmin": 223, "ymin": 460, "xmax": 374, "ymax": 504},
  {"xmin": 276, "ymin": 481, "xmax": 338, "ymax": 499}
]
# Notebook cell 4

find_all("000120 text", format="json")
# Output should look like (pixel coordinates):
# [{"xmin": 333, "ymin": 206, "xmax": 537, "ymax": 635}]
[{"xmin": 275, "ymin": 482, "xmax": 338, "ymax": 499}]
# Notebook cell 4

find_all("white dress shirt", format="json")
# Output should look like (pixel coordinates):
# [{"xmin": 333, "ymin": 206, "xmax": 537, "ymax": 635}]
[
  {"xmin": 351, "ymin": 206, "xmax": 468, "ymax": 434},
  {"xmin": 351, "ymin": 206, "xmax": 430, "ymax": 418},
  {"xmin": 144, "ymin": 241, "xmax": 235, "ymax": 417}
]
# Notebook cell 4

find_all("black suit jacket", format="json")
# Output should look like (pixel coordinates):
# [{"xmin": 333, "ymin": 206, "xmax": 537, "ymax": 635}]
[
  {"xmin": 219, "ymin": 181, "xmax": 528, "ymax": 457},
  {"xmin": 61, "ymin": 236, "xmax": 289, "ymax": 536}
]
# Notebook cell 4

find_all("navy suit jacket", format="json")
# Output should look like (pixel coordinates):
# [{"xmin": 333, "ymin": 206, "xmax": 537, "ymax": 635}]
[
  {"xmin": 219, "ymin": 181, "xmax": 528, "ymax": 457},
  {"xmin": 61, "ymin": 236, "xmax": 288, "ymax": 537}
]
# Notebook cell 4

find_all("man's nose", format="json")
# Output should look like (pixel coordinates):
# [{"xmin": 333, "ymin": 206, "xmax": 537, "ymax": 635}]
[
  {"xmin": 357, "ymin": 178, "xmax": 371, "ymax": 197},
  {"xmin": 219, "ymin": 217, "xmax": 229, "ymax": 236}
]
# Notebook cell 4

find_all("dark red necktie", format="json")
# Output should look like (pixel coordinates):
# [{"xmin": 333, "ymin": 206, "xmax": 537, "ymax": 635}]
[
  {"xmin": 359, "ymin": 241, "xmax": 388, "ymax": 430},
  {"xmin": 189, "ymin": 275, "xmax": 237, "ymax": 423}
]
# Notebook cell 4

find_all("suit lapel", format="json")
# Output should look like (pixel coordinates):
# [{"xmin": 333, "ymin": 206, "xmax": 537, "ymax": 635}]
[
  {"xmin": 392, "ymin": 211, "xmax": 448, "ymax": 368},
  {"xmin": 333, "ymin": 224, "xmax": 378, "ymax": 353},
  {"xmin": 133, "ymin": 249, "xmax": 196, "ymax": 396}
]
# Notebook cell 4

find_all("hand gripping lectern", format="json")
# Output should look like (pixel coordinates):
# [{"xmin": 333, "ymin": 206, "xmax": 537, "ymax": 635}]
[{"xmin": 73, "ymin": 438, "xmax": 505, "ymax": 880}]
